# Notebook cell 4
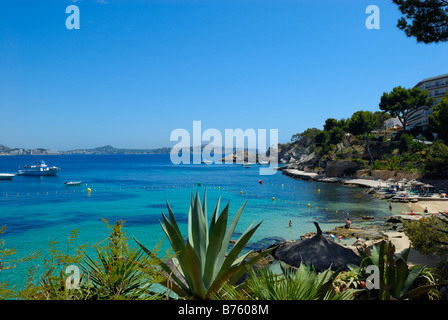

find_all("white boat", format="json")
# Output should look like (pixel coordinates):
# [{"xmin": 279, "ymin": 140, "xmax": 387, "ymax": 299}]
[
  {"xmin": 0, "ymin": 173, "xmax": 15, "ymax": 180},
  {"xmin": 202, "ymin": 160, "xmax": 212, "ymax": 164},
  {"xmin": 258, "ymin": 160, "xmax": 269, "ymax": 165},
  {"xmin": 18, "ymin": 160, "xmax": 60, "ymax": 176},
  {"xmin": 65, "ymin": 181, "xmax": 82, "ymax": 186},
  {"xmin": 242, "ymin": 163, "xmax": 252, "ymax": 168}
]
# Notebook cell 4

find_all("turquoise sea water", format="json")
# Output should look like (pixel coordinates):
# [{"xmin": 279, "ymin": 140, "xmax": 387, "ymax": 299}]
[{"xmin": 0, "ymin": 155, "xmax": 405, "ymax": 288}]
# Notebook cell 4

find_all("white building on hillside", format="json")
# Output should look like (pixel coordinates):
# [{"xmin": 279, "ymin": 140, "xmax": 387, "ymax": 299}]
[
  {"xmin": 384, "ymin": 118, "xmax": 402, "ymax": 130},
  {"xmin": 407, "ymin": 73, "xmax": 448, "ymax": 130}
]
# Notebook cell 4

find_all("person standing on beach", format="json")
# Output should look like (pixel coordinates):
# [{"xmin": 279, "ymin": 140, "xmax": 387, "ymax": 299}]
[{"xmin": 389, "ymin": 202, "xmax": 392, "ymax": 211}]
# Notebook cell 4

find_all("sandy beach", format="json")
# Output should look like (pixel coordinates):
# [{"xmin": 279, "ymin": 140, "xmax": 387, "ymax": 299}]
[
  {"xmin": 383, "ymin": 231, "xmax": 443, "ymax": 268},
  {"xmin": 365, "ymin": 200, "xmax": 446, "ymax": 268},
  {"xmin": 282, "ymin": 168, "xmax": 448, "ymax": 212},
  {"xmin": 407, "ymin": 200, "xmax": 448, "ymax": 214},
  {"xmin": 282, "ymin": 168, "xmax": 448, "ymax": 268}
]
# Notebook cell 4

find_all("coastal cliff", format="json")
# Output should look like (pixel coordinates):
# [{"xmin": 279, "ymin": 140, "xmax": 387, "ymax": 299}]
[{"xmin": 276, "ymin": 131, "xmax": 448, "ymax": 191}]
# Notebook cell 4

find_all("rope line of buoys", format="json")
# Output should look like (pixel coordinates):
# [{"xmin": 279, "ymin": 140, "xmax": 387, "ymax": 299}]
[{"xmin": 0, "ymin": 181, "xmax": 351, "ymax": 216}]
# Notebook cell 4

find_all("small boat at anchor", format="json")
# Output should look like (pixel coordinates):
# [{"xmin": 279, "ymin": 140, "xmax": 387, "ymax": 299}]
[
  {"xmin": 0, "ymin": 173, "xmax": 15, "ymax": 180},
  {"xmin": 64, "ymin": 181, "xmax": 82, "ymax": 186},
  {"xmin": 242, "ymin": 163, "xmax": 252, "ymax": 168}
]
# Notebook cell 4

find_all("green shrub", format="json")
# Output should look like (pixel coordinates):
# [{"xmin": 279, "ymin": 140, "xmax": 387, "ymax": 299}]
[
  {"xmin": 403, "ymin": 215, "xmax": 448, "ymax": 256},
  {"xmin": 399, "ymin": 134, "xmax": 414, "ymax": 153}
]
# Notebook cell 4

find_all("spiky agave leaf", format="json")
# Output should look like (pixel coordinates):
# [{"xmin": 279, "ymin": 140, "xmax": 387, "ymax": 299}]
[
  {"xmin": 208, "ymin": 195, "xmax": 221, "ymax": 237},
  {"xmin": 133, "ymin": 237, "xmax": 190, "ymax": 297},
  {"xmin": 203, "ymin": 203, "xmax": 230, "ymax": 288},
  {"xmin": 214, "ymin": 200, "xmax": 248, "ymax": 278},
  {"xmin": 138, "ymin": 190, "xmax": 265, "ymax": 299}
]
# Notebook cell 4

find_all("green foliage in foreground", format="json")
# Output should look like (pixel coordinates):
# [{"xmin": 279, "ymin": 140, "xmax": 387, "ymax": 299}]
[
  {"xmin": 215, "ymin": 264, "xmax": 359, "ymax": 300},
  {"xmin": 0, "ymin": 221, "xmax": 166, "ymax": 300},
  {"xmin": 1, "ymin": 194, "xmax": 447, "ymax": 300},
  {"xmin": 81, "ymin": 220, "xmax": 165, "ymax": 300},
  {"xmin": 359, "ymin": 240, "xmax": 438, "ymax": 300},
  {"xmin": 392, "ymin": 0, "xmax": 448, "ymax": 44},
  {"xmin": 404, "ymin": 214, "xmax": 448, "ymax": 256},
  {"xmin": 135, "ymin": 190, "xmax": 273, "ymax": 300}
]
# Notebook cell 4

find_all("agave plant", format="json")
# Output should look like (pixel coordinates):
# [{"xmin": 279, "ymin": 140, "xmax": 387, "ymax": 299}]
[
  {"xmin": 135, "ymin": 189, "xmax": 271, "ymax": 299},
  {"xmin": 359, "ymin": 240, "xmax": 438, "ymax": 300}
]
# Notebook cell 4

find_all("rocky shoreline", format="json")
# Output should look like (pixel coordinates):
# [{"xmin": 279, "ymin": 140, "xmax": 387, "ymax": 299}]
[
  {"xmin": 262, "ymin": 166, "xmax": 447, "ymax": 268},
  {"xmin": 249, "ymin": 213, "xmax": 443, "ymax": 269},
  {"xmin": 279, "ymin": 166, "xmax": 448, "ymax": 205}
]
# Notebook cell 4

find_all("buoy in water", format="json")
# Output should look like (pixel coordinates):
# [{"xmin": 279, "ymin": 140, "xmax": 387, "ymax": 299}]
[
  {"xmin": 307, "ymin": 203, "xmax": 311, "ymax": 207},
  {"xmin": 259, "ymin": 180, "xmax": 263, "ymax": 184},
  {"xmin": 87, "ymin": 188, "xmax": 91, "ymax": 192}
]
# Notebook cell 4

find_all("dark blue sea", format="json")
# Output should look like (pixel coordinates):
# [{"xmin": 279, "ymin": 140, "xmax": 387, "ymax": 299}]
[{"xmin": 0, "ymin": 154, "xmax": 404, "ymax": 288}]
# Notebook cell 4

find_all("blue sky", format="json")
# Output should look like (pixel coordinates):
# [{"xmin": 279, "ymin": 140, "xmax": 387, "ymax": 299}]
[{"xmin": 1, "ymin": 0, "xmax": 447, "ymax": 150}]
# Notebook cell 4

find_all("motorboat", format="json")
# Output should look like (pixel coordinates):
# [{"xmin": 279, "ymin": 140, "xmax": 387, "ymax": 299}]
[
  {"xmin": 242, "ymin": 163, "xmax": 252, "ymax": 168},
  {"xmin": 0, "ymin": 173, "xmax": 15, "ymax": 180},
  {"xmin": 18, "ymin": 160, "xmax": 60, "ymax": 176},
  {"xmin": 258, "ymin": 160, "xmax": 269, "ymax": 165},
  {"xmin": 202, "ymin": 160, "xmax": 213, "ymax": 164},
  {"xmin": 64, "ymin": 181, "xmax": 82, "ymax": 186}
]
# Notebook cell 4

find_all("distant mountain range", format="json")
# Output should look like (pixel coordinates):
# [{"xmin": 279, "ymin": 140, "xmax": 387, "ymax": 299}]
[
  {"xmin": 0, "ymin": 144, "xmax": 263, "ymax": 156},
  {"xmin": 0, "ymin": 144, "xmax": 172, "ymax": 156}
]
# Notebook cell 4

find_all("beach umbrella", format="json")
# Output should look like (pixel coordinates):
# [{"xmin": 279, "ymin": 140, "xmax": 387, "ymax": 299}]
[
  {"xmin": 423, "ymin": 184, "xmax": 434, "ymax": 188},
  {"xmin": 272, "ymin": 222, "xmax": 361, "ymax": 272},
  {"xmin": 410, "ymin": 180, "xmax": 424, "ymax": 191},
  {"xmin": 376, "ymin": 178, "xmax": 383, "ymax": 187},
  {"xmin": 386, "ymin": 178, "xmax": 395, "ymax": 186}
]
